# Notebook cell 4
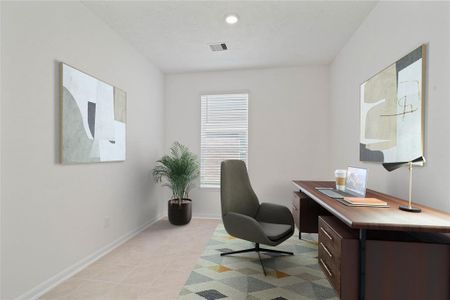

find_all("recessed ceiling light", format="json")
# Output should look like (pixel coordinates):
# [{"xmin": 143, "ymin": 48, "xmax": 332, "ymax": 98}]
[{"xmin": 225, "ymin": 14, "xmax": 239, "ymax": 25}]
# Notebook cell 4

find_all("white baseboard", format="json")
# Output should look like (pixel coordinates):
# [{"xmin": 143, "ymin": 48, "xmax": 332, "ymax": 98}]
[
  {"xmin": 192, "ymin": 215, "xmax": 221, "ymax": 220},
  {"xmin": 17, "ymin": 214, "xmax": 164, "ymax": 300},
  {"xmin": 161, "ymin": 213, "xmax": 221, "ymax": 220}
]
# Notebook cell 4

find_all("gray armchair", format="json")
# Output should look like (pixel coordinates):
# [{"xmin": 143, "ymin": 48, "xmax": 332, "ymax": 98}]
[{"xmin": 220, "ymin": 160, "xmax": 294, "ymax": 275}]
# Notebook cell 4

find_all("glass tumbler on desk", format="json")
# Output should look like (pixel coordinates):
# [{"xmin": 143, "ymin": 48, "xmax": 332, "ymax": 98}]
[{"xmin": 335, "ymin": 169, "xmax": 347, "ymax": 191}]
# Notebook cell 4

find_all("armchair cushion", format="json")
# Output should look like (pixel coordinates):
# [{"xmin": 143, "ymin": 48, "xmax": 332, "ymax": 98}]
[{"xmin": 259, "ymin": 222, "xmax": 293, "ymax": 241}]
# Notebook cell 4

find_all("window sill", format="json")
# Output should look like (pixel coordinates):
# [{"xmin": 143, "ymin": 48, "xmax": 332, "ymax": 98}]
[{"xmin": 200, "ymin": 185, "xmax": 220, "ymax": 190}]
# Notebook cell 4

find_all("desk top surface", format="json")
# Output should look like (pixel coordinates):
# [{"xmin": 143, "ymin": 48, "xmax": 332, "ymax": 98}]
[{"xmin": 293, "ymin": 180, "xmax": 450, "ymax": 233}]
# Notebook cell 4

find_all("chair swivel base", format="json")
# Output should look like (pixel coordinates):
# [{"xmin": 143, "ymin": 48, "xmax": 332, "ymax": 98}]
[{"xmin": 220, "ymin": 243, "xmax": 294, "ymax": 276}]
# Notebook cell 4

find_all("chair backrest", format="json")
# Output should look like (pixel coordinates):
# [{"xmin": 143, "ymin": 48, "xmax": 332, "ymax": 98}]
[{"xmin": 220, "ymin": 160, "xmax": 259, "ymax": 217}]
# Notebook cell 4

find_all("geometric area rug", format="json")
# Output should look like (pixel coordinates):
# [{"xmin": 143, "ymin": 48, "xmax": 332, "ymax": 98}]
[{"xmin": 178, "ymin": 224, "xmax": 338, "ymax": 300}]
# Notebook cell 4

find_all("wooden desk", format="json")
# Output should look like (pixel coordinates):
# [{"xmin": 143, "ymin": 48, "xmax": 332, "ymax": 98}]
[{"xmin": 292, "ymin": 180, "xmax": 450, "ymax": 300}]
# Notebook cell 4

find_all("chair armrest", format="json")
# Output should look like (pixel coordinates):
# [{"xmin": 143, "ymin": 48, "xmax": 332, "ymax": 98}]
[
  {"xmin": 256, "ymin": 202, "xmax": 294, "ymax": 226},
  {"xmin": 223, "ymin": 212, "xmax": 269, "ymax": 244}
]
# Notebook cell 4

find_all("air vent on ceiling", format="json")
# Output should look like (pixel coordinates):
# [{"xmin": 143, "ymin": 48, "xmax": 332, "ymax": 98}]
[{"xmin": 209, "ymin": 43, "xmax": 228, "ymax": 52}]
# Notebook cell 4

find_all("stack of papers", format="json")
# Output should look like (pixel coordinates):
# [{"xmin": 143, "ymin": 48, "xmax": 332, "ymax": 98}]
[{"xmin": 341, "ymin": 197, "xmax": 389, "ymax": 208}]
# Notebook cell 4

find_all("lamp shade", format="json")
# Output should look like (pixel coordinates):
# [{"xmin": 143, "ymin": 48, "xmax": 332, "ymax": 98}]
[{"xmin": 382, "ymin": 156, "xmax": 426, "ymax": 172}]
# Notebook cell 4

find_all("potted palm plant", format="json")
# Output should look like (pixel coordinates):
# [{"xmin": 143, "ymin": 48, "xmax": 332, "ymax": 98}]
[{"xmin": 152, "ymin": 142, "xmax": 200, "ymax": 225}]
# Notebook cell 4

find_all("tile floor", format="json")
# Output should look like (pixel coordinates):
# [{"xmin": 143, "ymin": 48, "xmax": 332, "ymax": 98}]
[{"xmin": 40, "ymin": 218, "xmax": 220, "ymax": 300}]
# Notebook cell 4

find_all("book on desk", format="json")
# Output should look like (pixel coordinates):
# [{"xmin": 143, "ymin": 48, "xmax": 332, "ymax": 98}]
[{"xmin": 339, "ymin": 197, "xmax": 389, "ymax": 208}]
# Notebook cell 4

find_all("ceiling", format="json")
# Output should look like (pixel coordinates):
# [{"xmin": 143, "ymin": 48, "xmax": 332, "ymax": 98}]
[{"xmin": 83, "ymin": 1, "xmax": 377, "ymax": 74}]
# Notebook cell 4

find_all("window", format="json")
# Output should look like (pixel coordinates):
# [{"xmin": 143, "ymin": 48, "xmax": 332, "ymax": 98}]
[{"xmin": 200, "ymin": 93, "xmax": 249, "ymax": 188}]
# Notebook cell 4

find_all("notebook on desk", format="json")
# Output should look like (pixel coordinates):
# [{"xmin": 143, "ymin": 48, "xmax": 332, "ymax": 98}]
[{"xmin": 340, "ymin": 197, "xmax": 389, "ymax": 208}]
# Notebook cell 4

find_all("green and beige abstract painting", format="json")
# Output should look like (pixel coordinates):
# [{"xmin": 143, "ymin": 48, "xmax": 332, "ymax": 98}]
[
  {"xmin": 61, "ymin": 63, "xmax": 126, "ymax": 163},
  {"xmin": 360, "ymin": 45, "xmax": 424, "ymax": 163}
]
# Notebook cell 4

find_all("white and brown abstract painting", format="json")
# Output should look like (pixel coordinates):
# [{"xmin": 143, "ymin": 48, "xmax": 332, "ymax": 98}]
[
  {"xmin": 61, "ymin": 63, "xmax": 126, "ymax": 163},
  {"xmin": 360, "ymin": 45, "xmax": 425, "ymax": 163}
]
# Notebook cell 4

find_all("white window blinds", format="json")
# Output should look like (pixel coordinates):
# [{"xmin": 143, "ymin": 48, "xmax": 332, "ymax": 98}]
[{"xmin": 200, "ymin": 93, "xmax": 249, "ymax": 188}]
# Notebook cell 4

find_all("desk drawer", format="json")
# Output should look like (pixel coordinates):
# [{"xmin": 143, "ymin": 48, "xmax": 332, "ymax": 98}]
[
  {"xmin": 318, "ymin": 216, "xmax": 358, "ymax": 300},
  {"xmin": 319, "ymin": 240, "xmax": 339, "ymax": 267},
  {"xmin": 319, "ymin": 218, "xmax": 341, "ymax": 256},
  {"xmin": 292, "ymin": 191, "xmax": 331, "ymax": 236},
  {"xmin": 319, "ymin": 254, "xmax": 339, "ymax": 293},
  {"xmin": 318, "ymin": 242, "xmax": 338, "ymax": 269},
  {"xmin": 318, "ymin": 228, "xmax": 340, "ymax": 294},
  {"xmin": 292, "ymin": 192, "xmax": 300, "ymax": 211},
  {"xmin": 291, "ymin": 206, "xmax": 299, "ymax": 230}
]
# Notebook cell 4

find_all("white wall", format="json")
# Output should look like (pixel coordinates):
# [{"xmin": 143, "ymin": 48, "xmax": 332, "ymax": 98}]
[
  {"xmin": 330, "ymin": 1, "xmax": 450, "ymax": 212},
  {"xmin": 165, "ymin": 66, "xmax": 331, "ymax": 218},
  {"xmin": 0, "ymin": 2, "xmax": 3, "ymax": 298},
  {"xmin": 1, "ymin": 2, "xmax": 165, "ymax": 299}
]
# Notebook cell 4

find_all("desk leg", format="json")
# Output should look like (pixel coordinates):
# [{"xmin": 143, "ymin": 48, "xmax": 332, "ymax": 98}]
[{"xmin": 359, "ymin": 229, "xmax": 367, "ymax": 300}]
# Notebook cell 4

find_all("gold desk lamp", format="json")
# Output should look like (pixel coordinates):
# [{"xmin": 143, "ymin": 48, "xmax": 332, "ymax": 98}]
[{"xmin": 383, "ymin": 156, "xmax": 425, "ymax": 213}]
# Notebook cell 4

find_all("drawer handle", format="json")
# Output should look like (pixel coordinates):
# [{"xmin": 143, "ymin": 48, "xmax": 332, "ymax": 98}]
[
  {"xmin": 320, "ymin": 258, "xmax": 333, "ymax": 277},
  {"xmin": 320, "ymin": 242, "xmax": 332, "ymax": 258},
  {"xmin": 320, "ymin": 227, "xmax": 333, "ymax": 240}
]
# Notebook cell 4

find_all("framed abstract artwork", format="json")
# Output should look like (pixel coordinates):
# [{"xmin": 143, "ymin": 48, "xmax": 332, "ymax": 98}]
[
  {"xmin": 360, "ymin": 45, "xmax": 425, "ymax": 164},
  {"xmin": 60, "ymin": 63, "xmax": 126, "ymax": 164}
]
